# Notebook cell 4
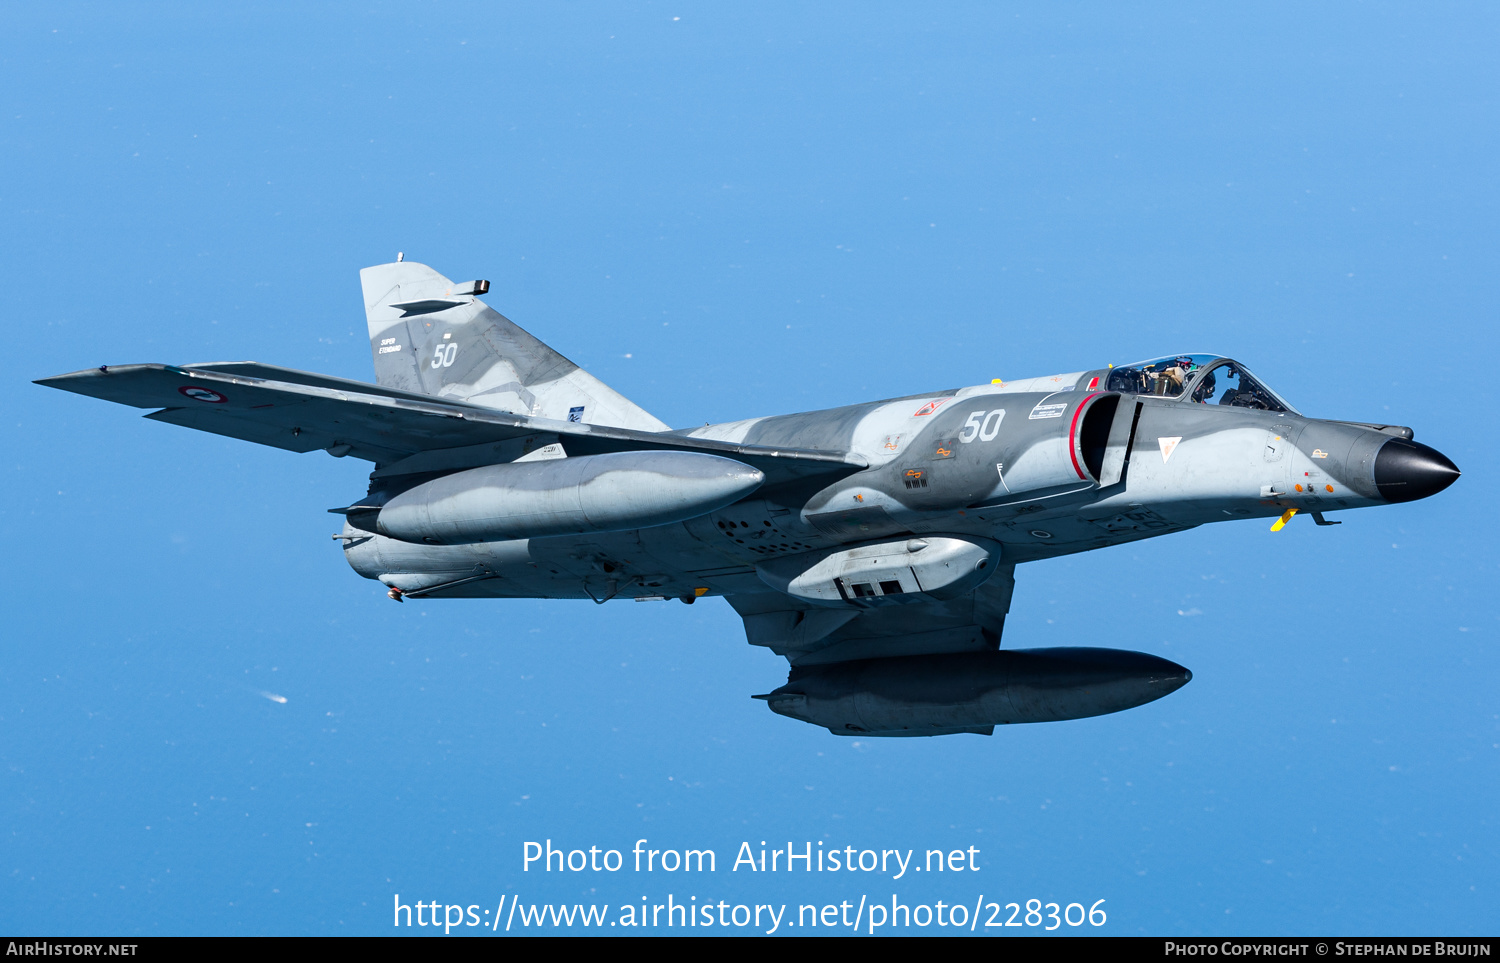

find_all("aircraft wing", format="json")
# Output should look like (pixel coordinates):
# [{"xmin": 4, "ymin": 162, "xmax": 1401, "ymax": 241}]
[
  {"xmin": 731, "ymin": 562, "xmax": 1016, "ymax": 666},
  {"xmin": 35, "ymin": 363, "xmax": 867, "ymax": 485}
]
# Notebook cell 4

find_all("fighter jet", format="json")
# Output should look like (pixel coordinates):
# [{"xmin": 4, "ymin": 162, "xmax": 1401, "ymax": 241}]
[{"xmin": 37, "ymin": 260, "xmax": 1460, "ymax": 737}]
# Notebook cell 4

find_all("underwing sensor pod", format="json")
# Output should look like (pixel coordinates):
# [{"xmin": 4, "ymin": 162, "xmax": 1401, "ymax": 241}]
[
  {"xmin": 754, "ymin": 536, "xmax": 1000, "ymax": 605},
  {"xmin": 38, "ymin": 265, "xmax": 1461, "ymax": 737}
]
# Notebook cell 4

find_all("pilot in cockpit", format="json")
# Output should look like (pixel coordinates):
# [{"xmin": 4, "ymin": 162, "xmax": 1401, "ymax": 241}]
[
  {"xmin": 1144, "ymin": 357, "xmax": 1197, "ymax": 396},
  {"xmin": 1154, "ymin": 365, "xmax": 1188, "ymax": 394},
  {"xmin": 1108, "ymin": 356, "xmax": 1199, "ymax": 396},
  {"xmin": 1190, "ymin": 368, "xmax": 1219, "ymax": 403}
]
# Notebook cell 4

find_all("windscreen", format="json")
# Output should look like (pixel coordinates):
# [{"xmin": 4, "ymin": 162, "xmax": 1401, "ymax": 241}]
[{"xmin": 1187, "ymin": 361, "xmax": 1291, "ymax": 412}]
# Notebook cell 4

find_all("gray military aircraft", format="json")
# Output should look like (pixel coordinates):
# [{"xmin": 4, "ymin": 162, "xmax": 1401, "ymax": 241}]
[{"xmin": 38, "ymin": 259, "xmax": 1460, "ymax": 737}]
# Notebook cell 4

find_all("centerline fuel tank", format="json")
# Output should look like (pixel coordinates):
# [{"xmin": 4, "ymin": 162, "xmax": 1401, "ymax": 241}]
[{"xmin": 757, "ymin": 647, "xmax": 1191, "ymax": 736}]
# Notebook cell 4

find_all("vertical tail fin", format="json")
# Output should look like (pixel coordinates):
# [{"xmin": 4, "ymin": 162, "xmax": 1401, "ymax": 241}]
[{"xmin": 360, "ymin": 260, "xmax": 668, "ymax": 432}]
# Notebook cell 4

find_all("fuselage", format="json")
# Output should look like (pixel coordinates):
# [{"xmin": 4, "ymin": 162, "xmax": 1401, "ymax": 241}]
[{"xmin": 343, "ymin": 356, "xmax": 1459, "ymax": 604}]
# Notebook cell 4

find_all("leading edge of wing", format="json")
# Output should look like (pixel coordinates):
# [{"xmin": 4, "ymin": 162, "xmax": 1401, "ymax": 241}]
[
  {"xmin": 35, "ymin": 362, "xmax": 476, "ymax": 410},
  {"xmin": 35, "ymin": 363, "xmax": 867, "ymax": 483}
]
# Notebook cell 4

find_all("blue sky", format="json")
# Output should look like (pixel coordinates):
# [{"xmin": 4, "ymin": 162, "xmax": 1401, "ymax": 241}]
[{"xmin": 3, "ymin": 2, "xmax": 1496, "ymax": 936}]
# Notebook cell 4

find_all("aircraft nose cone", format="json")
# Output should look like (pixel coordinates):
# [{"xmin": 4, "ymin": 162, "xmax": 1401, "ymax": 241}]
[{"xmin": 1374, "ymin": 438, "xmax": 1461, "ymax": 503}]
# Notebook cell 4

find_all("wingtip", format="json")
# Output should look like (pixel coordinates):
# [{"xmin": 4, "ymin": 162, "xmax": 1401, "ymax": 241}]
[{"xmin": 34, "ymin": 368, "xmax": 102, "ymax": 389}]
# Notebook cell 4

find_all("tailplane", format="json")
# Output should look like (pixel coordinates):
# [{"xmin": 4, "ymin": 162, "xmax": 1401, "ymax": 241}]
[{"xmin": 360, "ymin": 260, "xmax": 668, "ymax": 432}]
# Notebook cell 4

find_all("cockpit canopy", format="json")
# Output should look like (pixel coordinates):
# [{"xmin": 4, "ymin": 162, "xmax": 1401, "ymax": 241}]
[{"xmin": 1105, "ymin": 355, "xmax": 1295, "ymax": 413}]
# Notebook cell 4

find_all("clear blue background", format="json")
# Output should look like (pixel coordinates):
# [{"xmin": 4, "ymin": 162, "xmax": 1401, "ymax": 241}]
[{"xmin": 2, "ymin": 2, "xmax": 1495, "ymax": 936}]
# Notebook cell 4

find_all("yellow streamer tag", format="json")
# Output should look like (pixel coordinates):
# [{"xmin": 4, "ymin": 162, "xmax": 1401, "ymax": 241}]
[{"xmin": 1270, "ymin": 509, "xmax": 1298, "ymax": 532}]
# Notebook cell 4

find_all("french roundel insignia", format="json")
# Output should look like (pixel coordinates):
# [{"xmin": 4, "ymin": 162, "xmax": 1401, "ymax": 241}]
[{"xmin": 179, "ymin": 386, "xmax": 228, "ymax": 403}]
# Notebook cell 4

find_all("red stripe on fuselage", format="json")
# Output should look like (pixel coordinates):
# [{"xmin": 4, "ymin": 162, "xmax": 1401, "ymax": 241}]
[{"xmin": 1067, "ymin": 391, "xmax": 1102, "ymax": 480}]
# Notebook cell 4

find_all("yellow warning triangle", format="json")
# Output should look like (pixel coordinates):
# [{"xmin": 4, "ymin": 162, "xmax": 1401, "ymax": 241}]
[{"xmin": 1158, "ymin": 436, "xmax": 1182, "ymax": 463}]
